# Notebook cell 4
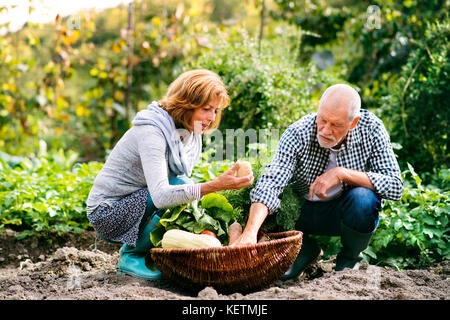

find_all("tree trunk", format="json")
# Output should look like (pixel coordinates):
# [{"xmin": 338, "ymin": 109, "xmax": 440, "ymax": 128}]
[{"xmin": 125, "ymin": 1, "xmax": 134, "ymax": 122}]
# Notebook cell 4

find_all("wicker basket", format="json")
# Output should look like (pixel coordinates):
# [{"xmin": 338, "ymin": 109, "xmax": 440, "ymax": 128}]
[{"xmin": 150, "ymin": 230, "xmax": 302, "ymax": 293}]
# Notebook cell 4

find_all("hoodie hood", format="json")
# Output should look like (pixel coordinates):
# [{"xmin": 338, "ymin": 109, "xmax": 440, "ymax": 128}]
[{"xmin": 132, "ymin": 101, "xmax": 199, "ymax": 177}]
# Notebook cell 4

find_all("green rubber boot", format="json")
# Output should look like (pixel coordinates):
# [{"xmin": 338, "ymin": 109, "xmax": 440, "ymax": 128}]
[
  {"xmin": 281, "ymin": 235, "xmax": 323, "ymax": 280},
  {"xmin": 116, "ymin": 176, "xmax": 191, "ymax": 280},
  {"xmin": 117, "ymin": 214, "xmax": 162, "ymax": 280},
  {"xmin": 335, "ymin": 222, "xmax": 373, "ymax": 271}
]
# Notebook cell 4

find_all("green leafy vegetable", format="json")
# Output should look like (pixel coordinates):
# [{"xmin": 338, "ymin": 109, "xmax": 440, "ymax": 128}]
[
  {"xmin": 159, "ymin": 205, "xmax": 186, "ymax": 227},
  {"xmin": 150, "ymin": 193, "xmax": 236, "ymax": 247},
  {"xmin": 201, "ymin": 193, "xmax": 234, "ymax": 227}
]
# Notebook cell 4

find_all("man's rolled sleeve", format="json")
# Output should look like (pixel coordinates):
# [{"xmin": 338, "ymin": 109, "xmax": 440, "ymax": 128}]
[
  {"xmin": 250, "ymin": 125, "xmax": 303, "ymax": 214},
  {"xmin": 367, "ymin": 123, "xmax": 403, "ymax": 201},
  {"xmin": 366, "ymin": 171, "xmax": 403, "ymax": 201},
  {"xmin": 249, "ymin": 176, "xmax": 283, "ymax": 215}
]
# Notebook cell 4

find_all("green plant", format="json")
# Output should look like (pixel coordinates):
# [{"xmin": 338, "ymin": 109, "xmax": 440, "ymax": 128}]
[
  {"xmin": 367, "ymin": 164, "xmax": 449, "ymax": 269},
  {"xmin": 191, "ymin": 28, "xmax": 340, "ymax": 132},
  {"xmin": 271, "ymin": 0, "xmax": 353, "ymax": 60},
  {"xmin": 380, "ymin": 18, "xmax": 449, "ymax": 174},
  {"xmin": 0, "ymin": 149, "xmax": 102, "ymax": 238},
  {"xmin": 336, "ymin": 0, "xmax": 447, "ymax": 111}
]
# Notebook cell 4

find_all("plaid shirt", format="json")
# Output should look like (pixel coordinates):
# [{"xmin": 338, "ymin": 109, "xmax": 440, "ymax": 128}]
[{"xmin": 250, "ymin": 109, "xmax": 403, "ymax": 214}]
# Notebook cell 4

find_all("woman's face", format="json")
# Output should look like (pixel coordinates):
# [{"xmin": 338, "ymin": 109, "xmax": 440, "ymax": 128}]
[{"xmin": 191, "ymin": 98, "xmax": 221, "ymax": 134}]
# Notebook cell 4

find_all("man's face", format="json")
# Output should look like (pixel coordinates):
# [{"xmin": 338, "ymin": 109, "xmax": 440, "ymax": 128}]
[{"xmin": 316, "ymin": 102, "xmax": 359, "ymax": 149}]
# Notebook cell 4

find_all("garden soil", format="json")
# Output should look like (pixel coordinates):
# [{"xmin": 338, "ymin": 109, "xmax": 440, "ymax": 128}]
[{"xmin": 0, "ymin": 229, "xmax": 448, "ymax": 300}]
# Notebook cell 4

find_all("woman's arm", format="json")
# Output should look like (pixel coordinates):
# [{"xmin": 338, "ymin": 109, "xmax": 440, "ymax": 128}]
[
  {"xmin": 137, "ymin": 126, "xmax": 198, "ymax": 208},
  {"xmin": 137, "ymin": 126, "xmax": 253, "ymax": 208}
]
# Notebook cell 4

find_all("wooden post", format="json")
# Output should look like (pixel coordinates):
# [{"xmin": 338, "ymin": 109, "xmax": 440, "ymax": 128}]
[
  {"xmin": 125, "ymin": 1, "xmax": 134, "ymax": 122},
  {"xmin": 258, "ymin": 0, "xmax": 265, "ymax": 54}
]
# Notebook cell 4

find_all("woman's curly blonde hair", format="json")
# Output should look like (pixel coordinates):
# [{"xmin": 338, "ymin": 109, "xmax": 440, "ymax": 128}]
[{"xmin": 159, "ymin": 69, "xmax": 230, "ymax": 132}]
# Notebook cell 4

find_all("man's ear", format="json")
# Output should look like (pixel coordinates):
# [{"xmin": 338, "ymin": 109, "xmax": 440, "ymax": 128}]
[{"xmin": 349, "ymin": 116, "xmax": 360, "ymax": 130}]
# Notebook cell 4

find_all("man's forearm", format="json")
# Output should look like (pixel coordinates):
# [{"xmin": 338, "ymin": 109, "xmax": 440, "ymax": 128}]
[
  {"xmin": 241, "ymin": 202, "xmax": 269, "ymax": 239},
  {"xmin": 338, "ymin": 167, "xmax": 375, "ymax": 190}
]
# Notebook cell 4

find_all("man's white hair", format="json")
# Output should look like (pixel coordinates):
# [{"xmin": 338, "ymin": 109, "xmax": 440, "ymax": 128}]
[{"xmin": 318, "ymin": 84, "xmax": 361, "ymax": 120}]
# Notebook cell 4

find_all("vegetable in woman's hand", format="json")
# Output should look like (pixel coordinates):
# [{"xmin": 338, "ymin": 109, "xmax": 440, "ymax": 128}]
[
  {"xmin": 236, "ymin": 161, "xmax": 252, "ymax": 177},
  {"xmin": 213, "ymin": 162, "xmax": 254, "ymax": 191}
]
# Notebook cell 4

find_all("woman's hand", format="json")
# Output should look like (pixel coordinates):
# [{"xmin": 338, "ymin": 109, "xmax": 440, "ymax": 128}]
[
  {"xmin": 200, "ymin": 162, "xmax": 254, "ymax": 196},
  {"xmin": 214, "ymin": 162, "xmax": 254, "ymax": 191}
]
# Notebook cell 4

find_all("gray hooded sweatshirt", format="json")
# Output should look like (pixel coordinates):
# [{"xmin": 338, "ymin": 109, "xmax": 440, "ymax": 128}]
[{"xmin": 86, "ymin": 102, "xmax": 202, "ymax": 215}]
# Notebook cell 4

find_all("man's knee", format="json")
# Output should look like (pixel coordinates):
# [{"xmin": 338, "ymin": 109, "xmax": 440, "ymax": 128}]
[
  {"xmin": 341, "ymin": 187, "xmax": 381, "ymax": 233},
  {"xmin": 347, "ymin": 187, "xmax": 379, "ymax": 208}
]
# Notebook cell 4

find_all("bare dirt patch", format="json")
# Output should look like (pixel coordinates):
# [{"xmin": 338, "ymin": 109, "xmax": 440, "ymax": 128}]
[{"xmin": 0, "ymin": 229, "xmax": 448, "ymax": 300}]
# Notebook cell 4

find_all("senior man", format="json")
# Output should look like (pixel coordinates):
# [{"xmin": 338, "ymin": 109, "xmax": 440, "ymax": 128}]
[{"xmin": 232, "ymin": 84, "xmax": 403, "ymax": 278}]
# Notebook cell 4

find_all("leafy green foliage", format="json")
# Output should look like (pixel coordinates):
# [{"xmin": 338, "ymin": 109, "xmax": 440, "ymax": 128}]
[
  {"xmin": 368, "ymin": 165, "xmax": 449, "ymax": 269},
  {"xmin": 150, "ymin": 193, "xmax": 235, "ymax": 247},
  {"xmin": 271, "ymin": 0, "xmax": 352, "ymax": 60},
  {"xmin": 0, "ymin": 149, "xmax": 102, "ymax": 239},
  {"xmin": 0, "ymin": 0, "xmax": 230, "ymax": 160},
  {"xmin": 343, "ymin": 0, "xmax": 447, "ymax": 96},
  {"xmin": 380, "ymin": 18, "xmax": 449, "ymax": 173},
  {"xmin": 191, "ymin": 29, "xmax": 340, "ymax": 131}
]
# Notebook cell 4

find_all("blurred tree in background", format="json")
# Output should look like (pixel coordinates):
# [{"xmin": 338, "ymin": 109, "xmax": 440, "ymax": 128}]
[
  {"xmin": 0, "ymin": 0, "xmax": 448, "ymax": 177},
  {"xmin": 192, "ymin": 28, "xmax": 341, "ymax": 131},
  {"xmin": 380, "ymin": 19, "xmax": 449, "ymax": 173},
  {"xmin": 270, "ymin": 0, "xmax": 449, "ymax": 179}
]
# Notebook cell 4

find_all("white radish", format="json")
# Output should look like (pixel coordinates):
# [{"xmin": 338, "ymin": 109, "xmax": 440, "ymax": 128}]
[{"xmin": 228, "ymin": 221, "xmax": 243, "ymax": 245}]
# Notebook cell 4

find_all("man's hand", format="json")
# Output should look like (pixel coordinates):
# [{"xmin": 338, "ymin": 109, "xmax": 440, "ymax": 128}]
[
  {"xmin": 309, "ymin": 167, "xmax": 343, "ymax": 200},
  {"xmin": 229, "ymin": 230, "xmax": 257, "ymax": 246},
  {"xmin": 229, "ymin": 202, "xmax": 269, "ymax": 246},
  {"xmin": 309, "ymin": 167, "xmax": 375, "ymax": 200}
]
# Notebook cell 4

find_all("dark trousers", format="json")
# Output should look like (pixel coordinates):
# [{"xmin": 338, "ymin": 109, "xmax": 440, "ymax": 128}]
[{"xmin": 296, "ymin": 187, "xmax": 381, "ymax": 236}]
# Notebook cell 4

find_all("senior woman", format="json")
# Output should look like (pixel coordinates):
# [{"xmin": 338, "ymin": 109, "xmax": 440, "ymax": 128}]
[{"xmin": 86, "ymin": 69, "xmax": 253, "ymax": 280}]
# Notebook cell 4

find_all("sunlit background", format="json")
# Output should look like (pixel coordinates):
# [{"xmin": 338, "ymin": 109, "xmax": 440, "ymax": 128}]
[{"xmin": 0, "ymin": 0, "xmax": 131, "ymax": 34}]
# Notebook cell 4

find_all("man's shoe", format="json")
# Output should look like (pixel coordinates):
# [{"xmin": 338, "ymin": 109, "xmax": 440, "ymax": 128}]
[
  {"xmin": 335, "ymin": 222, "xmax": 373, "ymax": 271},
  {"xmin": 281, "ymin": 235, "xmax": 323, "ymax": 280}
]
